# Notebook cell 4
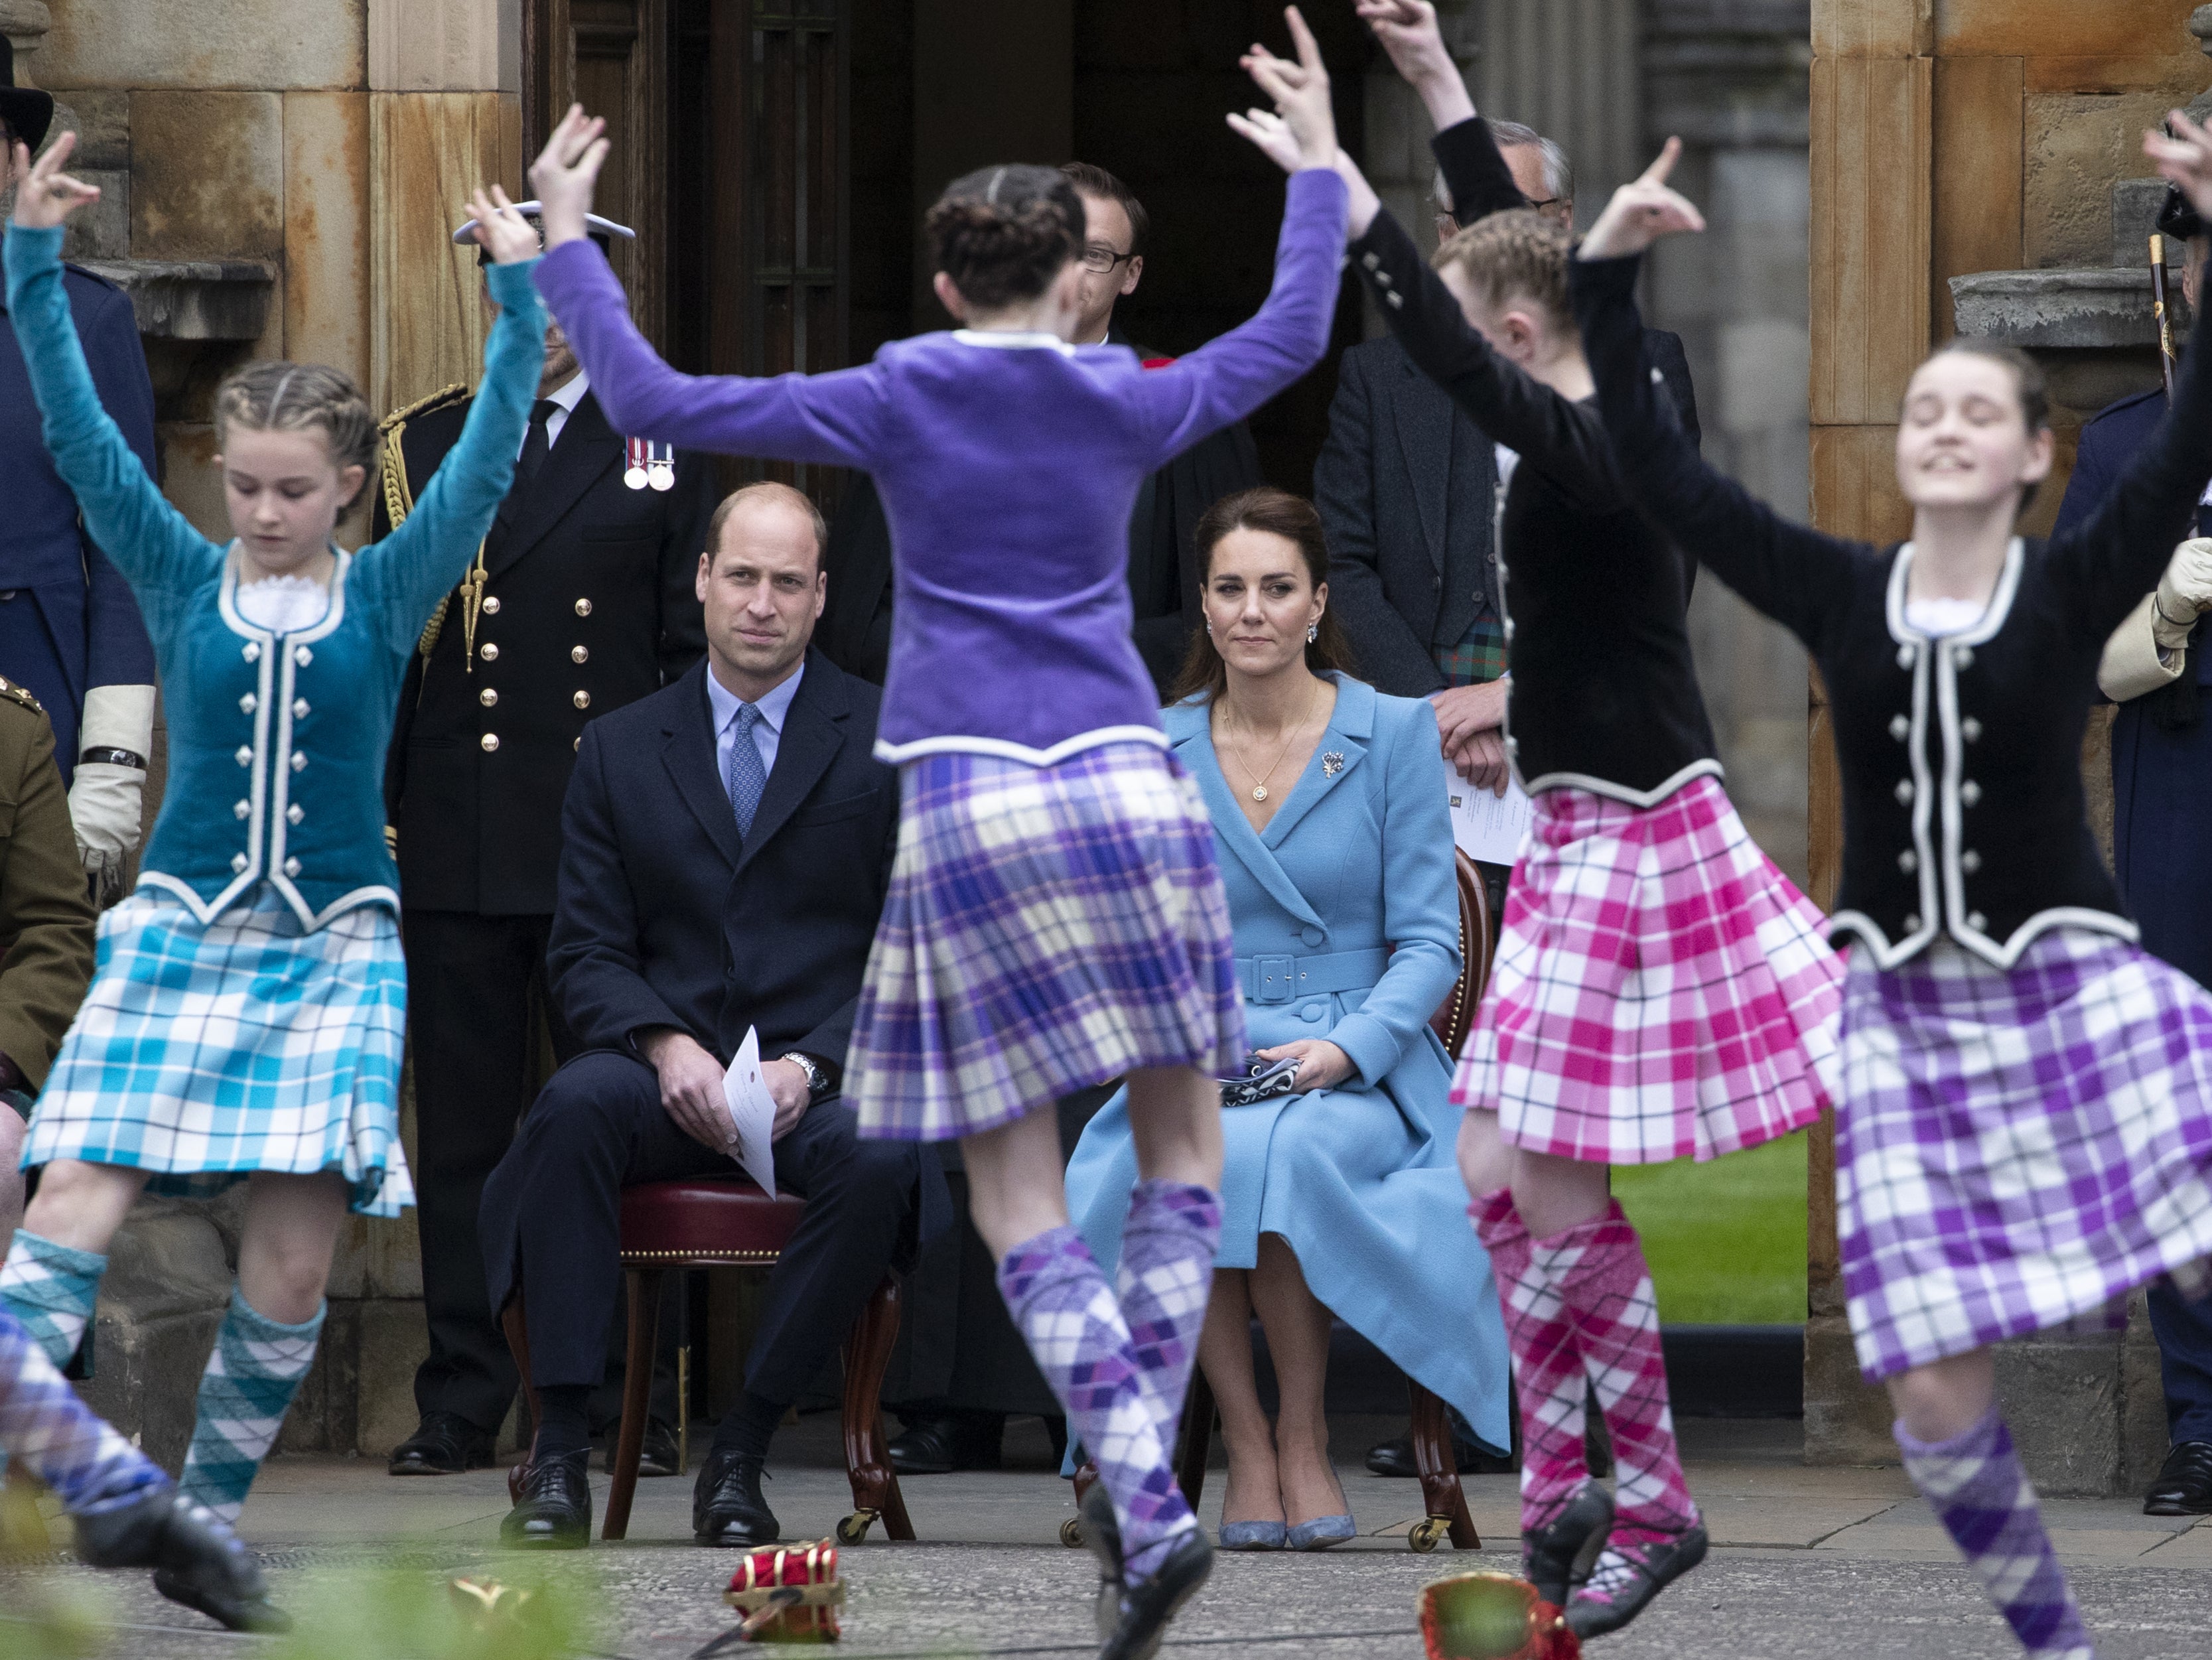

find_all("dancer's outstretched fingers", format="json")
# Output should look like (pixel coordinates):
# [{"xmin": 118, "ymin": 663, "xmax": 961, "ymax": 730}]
[
  {"xmin": 9, "ymin": 132, "xmax": 102, "ymax": 232},
  {"xmin": 527, "ymin": 106, "xmax": 610, "ymax": 249},
  {"xmin": 1227, "ymin": 108, "xmax": 1302, "ymax": 176}
]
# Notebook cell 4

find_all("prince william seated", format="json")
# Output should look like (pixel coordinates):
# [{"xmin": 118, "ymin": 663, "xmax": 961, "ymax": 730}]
[{"xmin": 482, "ymin": 482, "xmax": 941, "ymax": 1549}]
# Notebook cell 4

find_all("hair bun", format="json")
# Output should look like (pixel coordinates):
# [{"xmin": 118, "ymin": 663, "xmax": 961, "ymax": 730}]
[{"xmin": 926, "ymin": 164, "xmax": 1084, "ymax": 313}]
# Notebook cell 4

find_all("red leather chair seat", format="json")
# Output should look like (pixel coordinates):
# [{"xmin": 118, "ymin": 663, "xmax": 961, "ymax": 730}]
[{"xmin": 618, "ymin": 1178, "xmax": 806, "ymax": 1262}]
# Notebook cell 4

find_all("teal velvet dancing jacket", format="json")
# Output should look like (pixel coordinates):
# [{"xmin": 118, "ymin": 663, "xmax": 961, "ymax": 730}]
[{"xmin": 1, "ymin": 224, "xmax": 546, "ymax": 929}]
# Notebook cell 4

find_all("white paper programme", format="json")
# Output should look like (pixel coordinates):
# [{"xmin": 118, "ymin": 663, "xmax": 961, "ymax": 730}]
[{"xmin": 1448, "ymin": 775, "xmax": 1534, "ymax": 866}]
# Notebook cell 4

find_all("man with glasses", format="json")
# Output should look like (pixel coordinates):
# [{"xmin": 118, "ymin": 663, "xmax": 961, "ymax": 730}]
[{"xmin": 818, "ymin": 162, "xmax": 1263, "ymax": 697}]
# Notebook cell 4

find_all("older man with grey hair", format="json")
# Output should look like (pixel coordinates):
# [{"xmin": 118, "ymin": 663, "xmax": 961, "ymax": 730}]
[{"xmin": 1436, "ymin": 117, "xmax": 1573, "ymax": 230}]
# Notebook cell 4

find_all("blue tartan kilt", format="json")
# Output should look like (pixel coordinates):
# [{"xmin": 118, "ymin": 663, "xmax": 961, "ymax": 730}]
[{"xmin": 22, "ymin": 883, "xmax": 414, "ymax": 1217}]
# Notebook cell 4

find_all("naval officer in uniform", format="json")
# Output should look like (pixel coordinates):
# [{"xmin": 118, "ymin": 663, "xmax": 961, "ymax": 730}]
[{"xmin": 375, "ymin": 203, "xmax": 715, "ymax": 1476}]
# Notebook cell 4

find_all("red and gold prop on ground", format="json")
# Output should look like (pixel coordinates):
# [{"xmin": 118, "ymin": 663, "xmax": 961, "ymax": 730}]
[
  {"xmin": 721, "ymin": 1539, "xmax": 845, "ymax": 1644},
  {"xmin": 1418, "ymin": 1573, "xmax": 1580, "ymax": 1660}
]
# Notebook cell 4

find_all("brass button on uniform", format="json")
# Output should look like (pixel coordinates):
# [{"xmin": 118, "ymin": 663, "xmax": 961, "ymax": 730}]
[
  {"xmin": 480, "ymin": 642, "xmax": 499, "ymax": 661},
  {"xmin": 481, "ymin": 732, "xmax": 500, "ymax": 752},
  {"xmin": 573, "ymin": 736, "xmax": 581, "ymax": 752},
  {"xmin": 571, "ymin": 645, "xmax": 589, "ymax": 664},
  {"xmin": 573, "ymin": 690, "xmax": 591, "ymax": 710},
  {"xmin": 482, "ymin": 595, "xmax": 501, "ymax": 614},
  {"xmin": 575, "ymin": 598, "xmax": 593, "ymax": 617},
  {"xmin": 480, "ymin": 687, "xmax": 498, "ymax": 707}
]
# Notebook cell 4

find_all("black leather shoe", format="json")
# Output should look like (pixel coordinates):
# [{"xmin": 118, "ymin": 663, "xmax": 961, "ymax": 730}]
[
  {"xmin": 389, "ymin": 1412, "xmax": 496, "ymax": 1476},
  {"xmin": 693, "ymin": 1448, "xmax": 779, "ymax": 1547},
  {"xmin": 500, "ymin": 1450, "xmax": 592, "ymax": 1549},
  {"xmin": 1079, "ymin": 1483, "xmax": 1214, "ymax": 1660},
  {"xmin": 889, "ymin": 1413, "xmax": 1005, "ymax": 1475},
  {"xmin": 76, "ymin": 1487, "xmax": 291, "ymax": 1633},
  {"xmin": 1521, "ymin": 1482, "xmax": 1614, "ymax": 1608},
  {"xmin": 1364, "ymin": 1432, "xmax": 1516, "ymax": 1478},
  {"xmin": 2146, "ymin": 1440, "xmax": 2212, "ymax": 1515},
  {"xmin": 1564, "ymin": 1523, "xmax": 1708, "ymax": 1638},
  {"xmin": 604, "ymin": 1417, "xmax": 681, "ymax": 1478}
]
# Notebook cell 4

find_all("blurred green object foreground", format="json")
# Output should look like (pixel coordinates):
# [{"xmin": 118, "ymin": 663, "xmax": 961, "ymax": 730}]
[{"xmin": 1613, "ymin": 1129, "xmax": 1809, "ymax": 1325}]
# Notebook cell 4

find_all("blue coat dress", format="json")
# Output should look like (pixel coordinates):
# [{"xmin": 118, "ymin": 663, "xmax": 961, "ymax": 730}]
[{"xmin": 1064, "ymin": 674, "xmax": 1513, "ymax": 1449}]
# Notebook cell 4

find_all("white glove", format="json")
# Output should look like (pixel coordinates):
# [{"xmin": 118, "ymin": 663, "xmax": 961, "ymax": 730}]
[
  {"xmin": 2153, "ymin": 536, "xmax": 2212, "ymax": 650},
  {"xmin": 2100, "ymin": 590, "xmax": 2187, "ymax": 702},
  {"xmin": 70, "ymin": 683, "xmax": 156, "ymax": 896}
]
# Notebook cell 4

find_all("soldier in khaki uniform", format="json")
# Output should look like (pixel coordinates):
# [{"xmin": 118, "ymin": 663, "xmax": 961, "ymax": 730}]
[{"xmin": 0, "ymin": 673, "xmax": 97, "ymax": 1236}]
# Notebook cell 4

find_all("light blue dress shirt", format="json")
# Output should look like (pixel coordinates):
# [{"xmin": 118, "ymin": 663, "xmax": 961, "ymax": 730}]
[{"xmin": 706, "ymin": 659, "xmax": 804, "ymax": 790}]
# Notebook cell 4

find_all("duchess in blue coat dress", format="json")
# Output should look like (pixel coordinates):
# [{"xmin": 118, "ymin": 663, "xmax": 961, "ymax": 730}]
[{"xmin": 1066, "ymin": 489, "xmax": 1511, "ymax": 1545}]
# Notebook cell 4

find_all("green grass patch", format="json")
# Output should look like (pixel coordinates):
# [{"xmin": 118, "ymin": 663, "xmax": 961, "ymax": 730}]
[{"xmin": 1612, "ymin": 1130, "xmax": 1809, "ymax": 1325}]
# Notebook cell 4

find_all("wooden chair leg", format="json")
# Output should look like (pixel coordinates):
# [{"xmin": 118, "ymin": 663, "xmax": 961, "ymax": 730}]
[
  {"xmin": 1409, "ymin": 1379, "xmax": 1480, "ymax": 1550},
  {"xmin": 601, "ymin": 1267, "xmax": 663, "ymax": 1543},
  {"xmin": 500, "ymin": 1295, "xmax": 540, "ymax": 1506},
  {"xmin": 838, "ymin": 1274, "xmax": 914, "ymax": 1542},
  {"xmin": 1173, "ymin": 1366, "xmax": 1216, "ymax": 1512}
]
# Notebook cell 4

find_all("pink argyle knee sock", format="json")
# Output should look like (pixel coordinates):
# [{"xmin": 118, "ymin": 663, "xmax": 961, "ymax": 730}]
[
  {"xmin": 997, "ymin": 1224, "xmax": 1196, "ymax": 1584},
  {"xmin": 1115, "ymin": 1180, "xmax": 1221, "ymax": 1447},
  {"xmin": 1531, "ymin": 1200, "xmax": 1697, "ymax": 1557},
  {"xmin": 1472, "ymin": 1190, "xmax": 1589, "ymax": 1535}
]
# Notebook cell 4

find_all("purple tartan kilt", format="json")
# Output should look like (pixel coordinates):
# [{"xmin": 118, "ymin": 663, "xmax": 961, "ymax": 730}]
[
  {"xmin": 1837, "ymin": 928, "xmax": 2212, "ymax": 1381},
  {"xmin": 846, "ymin": 741, "xmax": 1247, "ymax": 1142}
]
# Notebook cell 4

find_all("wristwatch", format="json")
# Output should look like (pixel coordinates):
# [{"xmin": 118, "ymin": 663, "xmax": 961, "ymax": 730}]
[{"xmin": 778, "ymin": 1051, "xmax": 831, "ymax": 1100}]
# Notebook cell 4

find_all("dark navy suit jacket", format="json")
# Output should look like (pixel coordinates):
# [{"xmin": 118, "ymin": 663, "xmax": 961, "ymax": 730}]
[
  {"xmin": 2055, "ymin": 382, "xmax": 2212, "ymax": 988},
  {"xmin": 0, "ymin": 263, "xmax": 157, "ymax": 774},
  {"xmin": 547, "ymin": 648, "xmax": 900, "ymax": 1073}
]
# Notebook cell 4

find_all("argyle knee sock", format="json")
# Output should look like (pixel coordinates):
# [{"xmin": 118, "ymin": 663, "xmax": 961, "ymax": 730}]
[
  {"xmin": 0, "ymin": 1304, "xmax": 165, "ymax": 1516},
  {"xmin": 0, "ymin": 1229, "xmax": 105, "ymax": 1367},
  {"xmin": 997, "ymin": 1224, "xmax": 1195, "ymax": 1584},
  {"xmin": 1470, "ymin": 1191, "xmax": 1588, "ymax": 1536},
  {"xmin": 178, "ymin": 1289, "xmax": 324, "ymax": 1524},
  {"xmin": 1115, "ymin": 1180, "xmax": 1221, "ymax": 1447},
  {"xmin": 1896, "ymin": 1409, "xmax": 2095, "ymax": 1659},
  {"xmin": 1532, "ymin": 1200, "xmax": 1698, "ymax": 1599}
]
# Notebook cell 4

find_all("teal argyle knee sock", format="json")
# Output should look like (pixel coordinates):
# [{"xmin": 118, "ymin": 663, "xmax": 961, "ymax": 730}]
[
  {"xmin": 178, "ymin": 1288, "xmax": 324, "ymax": 1523},
  {"xmin": 0, "ymin": 1228, "xmax": 105, "ymax": 1367}
]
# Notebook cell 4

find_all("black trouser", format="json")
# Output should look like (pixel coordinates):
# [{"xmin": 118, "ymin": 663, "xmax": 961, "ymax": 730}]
[
  {"xmin": 403, "ymin": 909, "xmax": 580, "ymax": 1433},
  {"xmin": 481, "ymin": 1050, "xmax": 925, "ymax": 1409}
]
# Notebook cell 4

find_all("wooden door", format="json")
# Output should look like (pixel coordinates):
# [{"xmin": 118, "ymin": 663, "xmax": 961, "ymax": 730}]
[{"xmin": 527, "ymin": 0, "xmax": 673, "ymax": 348}]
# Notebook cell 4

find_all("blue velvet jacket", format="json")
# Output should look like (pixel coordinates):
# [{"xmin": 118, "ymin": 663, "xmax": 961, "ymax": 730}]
[{"xmin": 2, "ymin": 224, "xmax": 545, "ymax": 928}]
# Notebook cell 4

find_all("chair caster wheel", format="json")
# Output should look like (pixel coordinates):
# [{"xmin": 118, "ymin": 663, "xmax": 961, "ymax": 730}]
[
  {"xmin": 1409, "ymin": 1516, "xmax": 1448, "ymax": 1553},
  {"xmin": 1059, "ymin": 1517, "xmax": 1085, "ymax": 1549},
  {"xmin": 835, "ymin": 1510, "xmax": 878, "ymax": 1545}
]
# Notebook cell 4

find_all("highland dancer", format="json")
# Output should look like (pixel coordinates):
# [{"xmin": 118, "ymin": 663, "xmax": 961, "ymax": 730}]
[
  {"xmin": 0, "ymin": 134, "xmax": 546, "ymax": 1628},
  {"xmin": 0, "ymin": 1303, "xmax": 271, "ymax": 1628},
  {"xmin": 1231, "ymin": 3, "xmax": 1841, "ymax": 1633},
  {"xmin": 1572, "ymin": 113, "xmax": 2212, "ymax": 1660},
  {"xmin": 519, "ymin": 13, "xmax": 1345, "ymax": 1655}
]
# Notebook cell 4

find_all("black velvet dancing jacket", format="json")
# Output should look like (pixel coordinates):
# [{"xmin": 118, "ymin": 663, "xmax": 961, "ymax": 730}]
[
  {"xmin": 1571, "ymin": 250, "xmax": 2212, "ymax": 968},
  {"xmin": 1346, "ymin": 119, "xmax": 1722, "ymax": 805}
]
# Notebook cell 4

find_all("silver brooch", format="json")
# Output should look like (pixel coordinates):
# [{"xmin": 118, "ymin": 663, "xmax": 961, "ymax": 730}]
[{"xmin": 1322, "ymin": 751, "xmax": 1344, "ymax": 777}]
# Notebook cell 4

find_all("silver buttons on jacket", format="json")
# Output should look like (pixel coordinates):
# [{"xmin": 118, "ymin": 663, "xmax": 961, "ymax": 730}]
[
  {"xmin": 1962, "ymin": 718, "xmax": 1982, "ymax": 742},
  {"xmin": 232, "ymin": 853, "xmax": 249, "ymax": 874},
  {"xmin": 295, "ymin": 646, "xmax": 312, "ymax": 666},
  {"xmin": 291, "ymin": 752, "xmax": 307, "ymax": 771},
  {"xmin": 1896, "ymin": 646, "xmax": 1913, "ymax": 669},
  {"xmin": 480, "ymin": 642, "xmax": 499, "ymax": 662},
  {"xmin": 1968, "ymin": 911, "xmax": 1988, "ymax": 931},
  {"xmin": 1894, "ymin": 780, "xmax": 1914, "ymax": 804},
  {"xmin": 240, "ymin": 693, "xmax": 258, "ymax": 714},
  {"xmin": 481, "ymin": 733, "xmax": 500, "ymax": 752},
  {"xmin": 1898, "ymin": 850, "xmax": 1917, "ymax": 872},
  {"xmin": 236, "ymin": 746, "xmax": 253, "ymax": 766},
  {"xmin": 1954, "ymin": 647, "xmax": 1974, "ymax": 669},
  {"xmin": 571, "ymin": 645, "xmax": 589, "ymax": 664},
  {"xmin": 573, "ymin": 691, "xmax": 590, "ymax": 710},
  {"xmin": 480, "ymin": 688, "xmax": 498, "ymax": 707},
  {"xmin": 234, "ymin": 799, "xmax": 249, "ymax": 819},
  {"xmin": 283, "ymin": 857, "xmax": 302, "ymax": 878},
  {"xmin": 243, "ymin": 642, "xmax": 261, "ymax": 662},
  {"xmin": 1889, "ymin": 714, "xmax": 1909, "ymax": 740},
  {"xmin": 575, "ymin": 598, "xmax": 593, "ymax": 618},
  {"xmin": 482, "ymin": 595, "xmax": 501, "ymax": 614},
  {"xmin": 287, "ymin": 804, "xmax": 304, "ymax": 825},
  {"xmin": 1961, "ymin": 781, "xmax": 1982, "ymax": 807},
  {"xmin": 1961, "ymin": 851, "xmax": 1981, "ymax": 873},
  {"xmin": 1903, "ymin": 914, "xmax": 1921, "ymax": 933}
]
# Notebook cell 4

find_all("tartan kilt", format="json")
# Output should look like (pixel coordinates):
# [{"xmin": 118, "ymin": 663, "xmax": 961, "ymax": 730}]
[
  {"xmin": 847, "ymin": 741, "xmax": 1246, "ymax": 1142},
  {"xmin": 1838, "ymin": 929, "xmax": 2212, "ymax": 1381},
  {"xmin": 1452, "ymin": 773, "xmax": 1842, "ymax": 1164},
  {"xmin": 23, "ymin": 884, "xmax": 413, "ymax": 1218}
]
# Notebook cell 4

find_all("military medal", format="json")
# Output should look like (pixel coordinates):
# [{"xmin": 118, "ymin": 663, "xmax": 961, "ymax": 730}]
[{"xmin": 626, "ymin": 437, "xmax": 675, "ymax": 491}]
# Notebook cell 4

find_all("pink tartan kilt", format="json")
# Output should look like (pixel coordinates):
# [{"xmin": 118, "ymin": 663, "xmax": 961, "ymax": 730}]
[{"xmin": 1452, "ymin": 773, "xmax": 1843, "ymax": 1164}]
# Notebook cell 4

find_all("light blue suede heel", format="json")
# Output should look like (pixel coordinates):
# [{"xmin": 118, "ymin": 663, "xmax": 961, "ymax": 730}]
[
  {"xmin": 1287, "ymin": 1513, "xmax": 1355, "ymax": 1551},
  {"xmin": 1218, "ymin": 1519, "xmax": 1288, "ymax": 1551}
]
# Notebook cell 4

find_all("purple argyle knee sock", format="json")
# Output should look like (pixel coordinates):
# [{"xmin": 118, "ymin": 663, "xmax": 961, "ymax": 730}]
[
  {"xmin": 1895, "ymin": 1408, "xmax": 2095, "ymax": 1659},
  {"xmin": 1115, "ymin": 1180, "xmax": 1221, "ymax": 1444},
  {"xmin": 0, "ymin": 1304, "xmax": 166, "ymax": 1516},
  {"xmin": 997, "ymin": 1224, "xmax": 1196, "ymax": 1582}
]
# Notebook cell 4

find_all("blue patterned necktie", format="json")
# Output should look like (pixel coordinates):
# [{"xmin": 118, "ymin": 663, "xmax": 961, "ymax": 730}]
[{"xmin": 726, "ymin": 703, "xmax": 766, "ymax": 839}]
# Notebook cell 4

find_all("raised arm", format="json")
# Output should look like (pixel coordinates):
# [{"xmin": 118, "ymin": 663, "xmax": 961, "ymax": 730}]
[
  {"xmin": 1430, "ymin": 116, "xmax": 1529, "ymax": 228},
  {"xmin": 5, "ymin": 138, "xmax": 219, "ymax": 608},
  {"xmin": 354, "ymin": 249, "xmax": 547, "ymax": 653}
]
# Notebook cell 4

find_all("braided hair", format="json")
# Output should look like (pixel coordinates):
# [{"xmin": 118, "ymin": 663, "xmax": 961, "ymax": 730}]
[
  {"xmin": 924, "ymin": 164, "xmax": 1085, "ymax": 312},
  {"xmin": 1431, "ymin": 208, "xmax": 1572, "ymax": 329},
  {"xmin": 213, "ymin": 361, "xmax": 377, "ymax": 508}
]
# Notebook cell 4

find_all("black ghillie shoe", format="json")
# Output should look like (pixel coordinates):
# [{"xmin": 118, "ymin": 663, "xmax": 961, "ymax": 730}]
[
  {"xmin": 1564, "ymin": 1523, "xmax": 1709, "ymax": 1639},
  {"xmin": 76, "ymin": 1486, "xmax": 289, "ymax": 1633},
  {"xmin": 1079, "ymin": 1484, "xmax": 1213, "ymax": 1660},
  {"xmin": 1521, "ymin": 1482, "xmax": 1614, "ymax": 1608}
]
